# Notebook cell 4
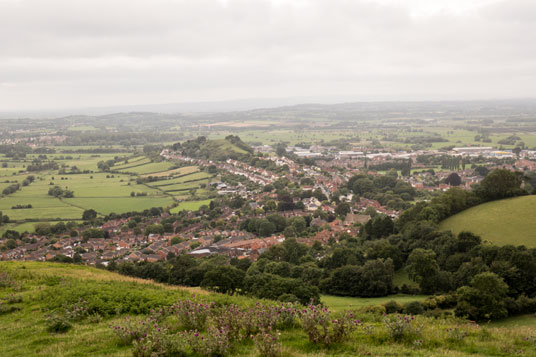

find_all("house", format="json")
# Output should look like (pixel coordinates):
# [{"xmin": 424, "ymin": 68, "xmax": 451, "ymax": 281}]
[
  {"xmin": 344, "ymin": 213, "xmax": 371, "ymax": 226},
  {"xmin": 303, "ymin": 197, "xmax": 322, "ymax": 211}
]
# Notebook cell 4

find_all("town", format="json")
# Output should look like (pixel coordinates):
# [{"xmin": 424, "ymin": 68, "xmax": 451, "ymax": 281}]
[{"xmin": 3, "ymin": 136, "xmax": 535, "ymax": 268}]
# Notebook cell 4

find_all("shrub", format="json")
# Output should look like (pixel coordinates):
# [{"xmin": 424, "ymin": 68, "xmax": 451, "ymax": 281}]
[
  {"xmin": 132, "ymin": 324, "xmax": 184, "ymax": 357},
  {"xmin": 184, "ymin": 327, "xmax": 231, "ymax": 357},
  {"xmin": 299, "ymin": 304, "xmax": 360, "ymax": 345},
  {"xmin": 0, "ymin": 301, "xmax": 21, "ymax": 315},
  {"xmin": 39, "ymin": 279, "xmax": 178, "ymax": 316},
  {"xmin": 64, "ymin": 298, "xmax": 90, "ymax": 321},
  {"xmin": 110, "ymin": 317, "xmax": 159, "ymax": 345},
  {"xmin": 253, "ymin": 326, "xmax": 282, "ymax": 357},
  {"xmin": 172, "ymin": 299, "xmax": 214, "ymax": 331},
  {"xmin": 384, "ymin": 300, "xmax": 403, "ymax": 314},
  {"xmin": 445, "ymin": 327, "xmax": 468, "ymax": 343},
  {"xmin": 211, "ymin": 304, "xmax": 244, "ymax": 341},
  {"xmin": 0, "ymin": 272, "xmax": 14, "ymax": 288},
  {"xmin": 45, "ymin": 313, "xmax": 72, "ymax": 333},
  {"xmin": 241, "ymin": 303, "xmax": 280, "ymax": 336},
  {"xmin": 403, "ymin": 301, "xmax": 425, "ymax": 315},
  {"xmin": 274, "ymin": 303, "xmax": 299, "ymax": 330},
  {"xmin": 6, "ymin": 294, "xmax": 23, "ymax": 304},
  {"xmin": 383, "ymin": 315, "xmax": 423, "ymax": 342}
]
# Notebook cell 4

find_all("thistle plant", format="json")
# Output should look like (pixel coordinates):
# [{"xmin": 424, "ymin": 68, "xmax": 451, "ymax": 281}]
[
  {"xmin": 299, "ymin": 304, "xmax": 360, "ymax": 345},
  {"xmin": 171, "ymin": 298, "xmax": 214, "ymax": 331},
  {"xmin": 253, "ymin": 326, "xmax": 282, "ymax": 357},
  {"xmin": 383, "ymin": 314, "xmax": 424, "ymax": 342}
]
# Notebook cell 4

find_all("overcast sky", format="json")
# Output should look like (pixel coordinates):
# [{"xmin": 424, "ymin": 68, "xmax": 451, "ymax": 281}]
[{"xmin": 0, "ymin": 0, "xmax": 535, "ymax": 111}]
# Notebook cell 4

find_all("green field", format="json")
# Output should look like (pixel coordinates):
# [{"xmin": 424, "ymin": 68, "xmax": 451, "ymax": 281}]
[
  {"xmin": 440, "ymin": 196, "xmax": 536, "ymax": 248},
  {"xmin": 1, "ymin": 262, "xmax": 534, "ymax": 356},
  {"xmin": 0, "ymin": 154, "xmax": 213, "ymax": 228},
  {"xmin": 65, "ymin": 197, "xmax": 174, "ymax": 215},
  {"xmin": 0, "ymin": 172, "xmax": 173, "ymax": 221},
  {"xmin": 116, "ymin": 161, "xmax": 174, "ymax": 175},
  {"xmin": 170, "ymin": 199, "xmax": 213, "ymax": 213},
  {"xmin": 322, "ymin": 294, "xmax": 429, "ymax": 312}
]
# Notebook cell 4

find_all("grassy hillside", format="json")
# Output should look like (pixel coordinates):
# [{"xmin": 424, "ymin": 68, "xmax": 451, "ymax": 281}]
[
  {"xmin": 1, "ymin": 262, "xmax": 535, "ymax": 356},
  {"xmin": 174, "ymin": 136, "xmax": 253, "ymax": 162},
  {"xmin": 440, "ymin": 196, "xmax": 536, "ymax": 248}
]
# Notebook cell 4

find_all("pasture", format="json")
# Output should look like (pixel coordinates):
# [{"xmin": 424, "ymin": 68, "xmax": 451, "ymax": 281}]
[
  {"xmin": 322, "ymin": 294, "xmax": 429, "ymax": 312},
  {"xmin": 0, "ymin": 153, "xmax": 213, "ymax": 229},
  {"xmin": 440, "ymin": 196, "xmax": 536, "ymax": 248},
  {"xmin": 170, "ymin": 199, "xmax": 213, "ymax": 213}
]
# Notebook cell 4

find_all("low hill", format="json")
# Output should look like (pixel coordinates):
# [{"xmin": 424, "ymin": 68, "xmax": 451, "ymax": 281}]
[
  {"xmin": 1, "ymin": 262, "xmax": 535, "ymax": 356},
  {"xmin": 172, "ymin": 135, "xmax": 253, "ymax": 162},
  {"xmin": 440, "ymin": 195, "xmax": 536, "ymax": 248}
]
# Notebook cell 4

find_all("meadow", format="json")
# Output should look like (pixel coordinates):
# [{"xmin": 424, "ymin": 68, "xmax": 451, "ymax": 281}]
[
  {"xmin": 440, "ymin": 196, "xmax": 536, "ymax": 248},
  {"xmin": 0, "ymin": 262, "xmax": 534, "ymax": 356},
  {"xmin": 0, "ymin": 154, "xmax": 213, "ymax": 233},
  {"xmin": 170, "ymin": 199, "xmax": 213, "ymax": 213}
]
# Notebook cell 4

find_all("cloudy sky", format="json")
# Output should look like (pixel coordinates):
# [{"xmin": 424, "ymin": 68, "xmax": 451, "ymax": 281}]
[{"xmin": 0, "ymin": 0, "xmax": 535, "ymax": 111}]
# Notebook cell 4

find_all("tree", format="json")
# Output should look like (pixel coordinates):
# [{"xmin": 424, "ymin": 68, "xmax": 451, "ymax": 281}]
[
  {"xmin": 82, "ymin": 228, "xmax": 106, "ymax": 241},
  {"xmin": 321, "ymin": 259, "xmax": 394, "ymax": 297},
  {"xmin": 455, "ymin": 272, "xmax": 509, "ymax": 321},
  {"xmin": 290, "ymin": 216, "xmax": 307, "ymax": 236},
  {"xmin": 82, "ymin": 209, "xmax": 98, "ymax": 221},
  {"xmin": 474, "ymin": 166, "xmax": 489, "ymax": 177},
  {"xmin": 48, "ymin": 186, "xmax": 64, "ymax": 197},
  {"xmin": 275, "ymin": 143, "xmax": 287, "ymax": 157},
  {"xmin": 407, "ymin": 248, "xmax": 440, "ymax": 294},
  {"xmin": 264, "ymin": 200, "xmax": 277, "ymax": 211},
  {"xmin": 258, "ymin": 220, "xmax": 276, "ymax": 237},
  {"xmin": 144, "ymin": 224, "xmax": 165, "ymax": 236},
  {"xmin": 335, "ymin": 202, "xmax": 351, "ymax": 217},
  {"xmin": 364, "ymin": 215, "xmax": 394, "ymax": 239},
  {"xmin": 476, "ymin": 169, "xmax": 524, "ymax": 201},
  {"xmin": 201, "ymin": 265, "xmax": 245, "ymax": 294},
  {"xmin": 352, "ymin": 178, "xmax": 374, "ymax": 195},
  {"xmin": 445, "ymin": 172, "xmax": 462, "ymax": 186},
  {"xmin": 6, "ymin": 239, "xmax": 17, "ymax": 250}
]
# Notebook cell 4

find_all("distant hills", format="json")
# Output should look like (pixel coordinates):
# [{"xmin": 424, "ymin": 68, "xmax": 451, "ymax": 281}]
[{"xmin": 2, "ymin": 98, "xmax": 536, "ymax": 119}]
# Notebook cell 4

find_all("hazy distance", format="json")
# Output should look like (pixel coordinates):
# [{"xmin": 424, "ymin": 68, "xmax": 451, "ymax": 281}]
[{"xmin": 1, "ymin": 0, "xmax": 535, "ymax": 113}]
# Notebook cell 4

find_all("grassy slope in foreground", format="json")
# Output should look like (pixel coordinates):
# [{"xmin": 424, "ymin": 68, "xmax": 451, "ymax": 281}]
[
  {"xmin": 440, "ymin": 195, "xmax": 536, "ymax": 248},
  {"xmin": 1, "ymin": 262, "xmax": 536, "ymax": 356}
]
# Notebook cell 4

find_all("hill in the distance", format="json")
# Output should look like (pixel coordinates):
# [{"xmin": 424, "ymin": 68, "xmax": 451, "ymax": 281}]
[
  {"xmin": 440, "ymin": 196, "xmax": 536, "ymax": 248},
  {"xmin": 172, "ymin": 135, "xmax": 253, "ymax": 162}
]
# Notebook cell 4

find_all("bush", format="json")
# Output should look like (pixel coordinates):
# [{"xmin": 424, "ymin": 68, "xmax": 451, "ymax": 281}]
[
  {"xmin": 384, "ymin": 300, "xmax": 403, "ymax": 314},
  {"xmin": 111, "ymin": 317, "xmax": 159, "ymax": 346},
  {"xmin": 445, "ymin": 327, "xmax": 468, "ymax": 343},
  {"xmin": 132, "ymin": 324, "xmax": 184, "ymax": 357},
  {"xmin": 39, "ymin": 279, "xmax": 180, "ymax": 316},
  {"xmin": 253, "ymin": 326, "xmax": 282, "ymax": 357},
  {"xmin": 383, "ymin": 315, "xmax": 423, "ymax": 342},
  {"xmin": 45, "ymin": 313, "xmax": 72, "ymax": 333},
  {"xmin": 184, "ymin": 327, "xmax": 231, "ymax": 356},
  {"xmin": 403, "ymin": 301, "xmax": 425, "ymax": 315},
  {"xmin": 211, "ymin": 304, "xmax": 244, "ymax": 341},
  {"xmin": 299, "ymin": 304, "xmax": 360, "ymax": 345},
  {"xmin": 171, "ymin": 299, "xmax": 214, "ymax": 331},
  {"xmin": 0, "ymin": 301, "xmax": 21, "ymax": 315}
]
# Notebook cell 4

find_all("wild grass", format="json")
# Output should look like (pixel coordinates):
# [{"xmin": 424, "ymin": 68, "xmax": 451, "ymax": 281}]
[
  {"xmin": 1, "ymin": 262, "xmax": 534, "ymax": 356},
  {"xmin": 440, "ymin": 196, "xmax": 536, "ymax": 248}
]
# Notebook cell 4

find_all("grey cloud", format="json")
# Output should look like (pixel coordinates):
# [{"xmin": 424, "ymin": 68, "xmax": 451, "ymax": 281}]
[{"xmin": 0, "ymin": 0, "xmax": 534, "ymax": 111}]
